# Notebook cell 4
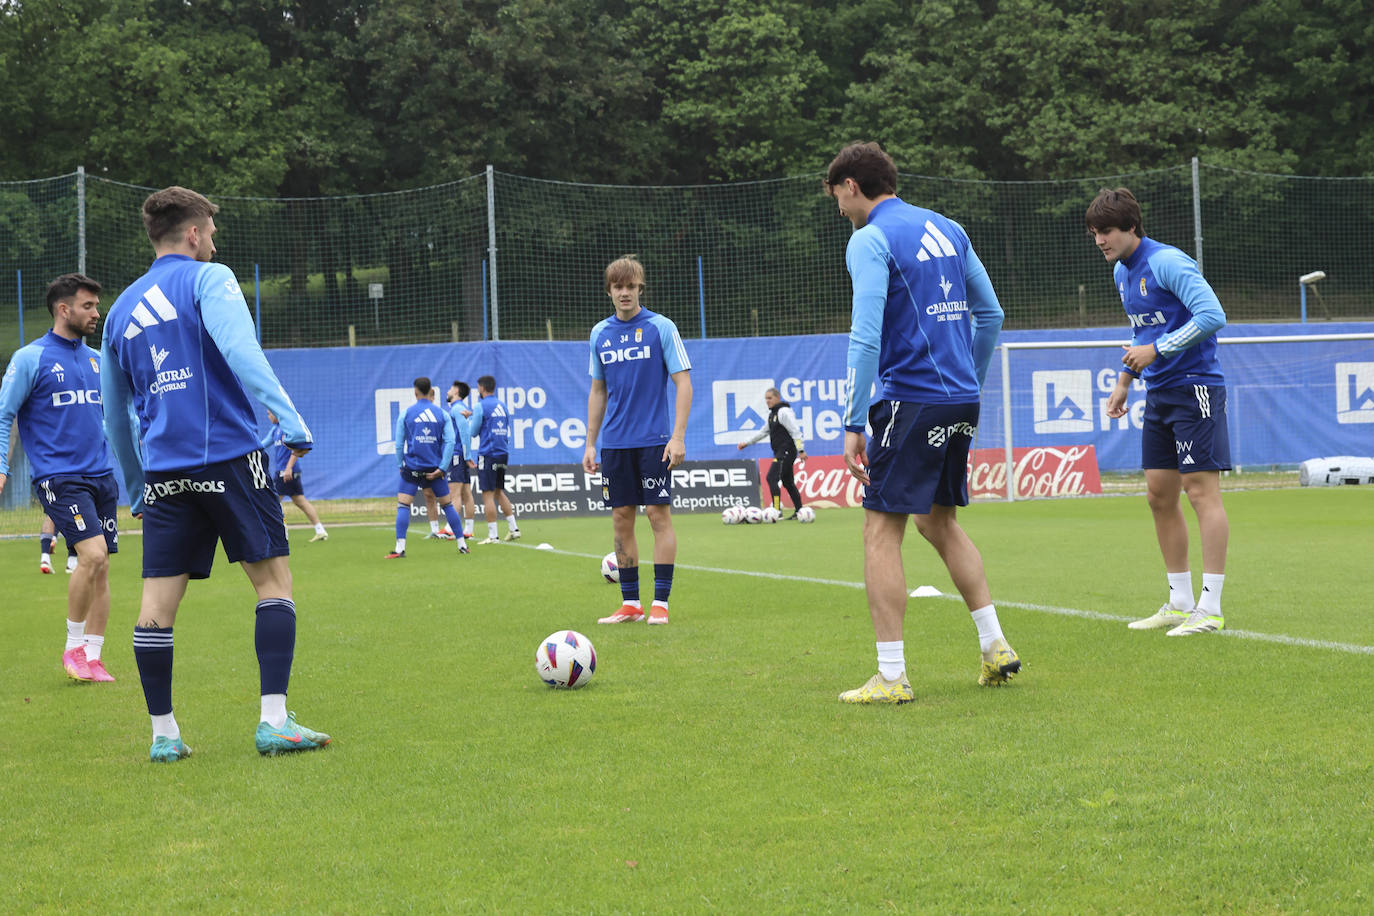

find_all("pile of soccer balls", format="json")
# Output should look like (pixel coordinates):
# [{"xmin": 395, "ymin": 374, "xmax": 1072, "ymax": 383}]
[{"xmin": 722, "ymin": 505, "xmax": 816, "ymax": 524}]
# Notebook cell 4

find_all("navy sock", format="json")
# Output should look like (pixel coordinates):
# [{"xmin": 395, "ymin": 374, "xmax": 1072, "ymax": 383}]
[
  {"xmin": 255, "ymin": 599, "xmax": 297, "ymax": 696},
  {"xmin": 619, "ymin": 565, "xmax": 640, "ymax": 604},
  {"xmin": 654, "ymin": 564, "xmax": 675, "ymax": 603},
  {"xmin": 133, "ymin": 626, "xmax": 174, "ymax": 716},
  {"xmin": 395, "ymin": 503, "xmax": 410, "ymax": 541},
  {"xmin": 40, "ymin": 534, "xmax": 54, "ymax": 555}
]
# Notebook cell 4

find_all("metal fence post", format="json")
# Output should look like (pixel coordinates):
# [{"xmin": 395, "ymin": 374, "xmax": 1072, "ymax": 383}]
[
  {"xmin": 1191, "ymin": 156, "xmax": 1203, "ymax": 273},
  {"xmin": 486, "ymin": 165, "xmax": 499, "ymax": 341},
  {"xmin": 76, "ymin": 166, "xmax": 87, "ymax": 276}
]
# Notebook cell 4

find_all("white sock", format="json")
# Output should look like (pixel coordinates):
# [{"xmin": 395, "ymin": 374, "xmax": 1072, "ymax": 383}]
[
  {"xmin": 876, "ymin": 640, "xmax": 905, "ymax": 681},
  {"xmin": 1197, "ymin": 573, "xmax": 1225, "ymax": 615},
  {"xmin": 66, "ymin": 619, "xmax": 85, "ymax": 651},
  {"xmin": 505, "ymin": 514, "xmax": 519, "ymax": 531},
  {"xmin": 463, "ymin": 519, "xmax": 474, "ymax": 536},
  {"xmin": 84, "ymin": 634, "xmax": 104, "ymax": 662},
  {"xmin": 970, "ymin": 605, "xmax": 1004, "ymax": 653},
  {"xmin": 395, "ymin": 538, "xmax": 406, "ymax": 554},
  {"xmin": 488, "ymin": 521, "xmax": 498, "ymax": 539},
  {"xmin": 151, "ymin": 712, "xmax": 179, "ymax": 740},
  {"xmin": 41, "ymin": 552, "xmax": 52, "ymax": 565},
  {"xmin": 315, "ymin": 523, "xmax": 326, "ymax": 535},
  {"xmin": 429, "ymin": 519, "xmax": 441, "ymax": 534},
  {"xmin": 261, "ymin": 694, "xmax": 288, "ymax": 728},
  {"xmin": 1167, "ymin": 572, "xmax": 1194, "ymax": 610}
]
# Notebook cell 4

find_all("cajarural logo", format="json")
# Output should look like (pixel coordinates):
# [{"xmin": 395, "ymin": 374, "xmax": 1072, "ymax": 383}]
[
  {"xmin": 1032, "ymin": 370, "xmax": 1094, "ymax": 434},
  {"xmin": 1335, "ymin": 362, "xmax": 1374, "ymax": 424}
]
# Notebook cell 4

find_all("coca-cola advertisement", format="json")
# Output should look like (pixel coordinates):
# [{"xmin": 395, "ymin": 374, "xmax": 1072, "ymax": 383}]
[
  {"xmin": 760, "ymin": 445, "xmax": 1102, "ymax": 506},
  {"xmin": 967, "ymin": 446, "xmax": 1102, "ymax": 499}
]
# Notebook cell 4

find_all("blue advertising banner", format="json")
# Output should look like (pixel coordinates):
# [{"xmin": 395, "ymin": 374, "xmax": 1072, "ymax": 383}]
[{"xmin": 262, "ymin": 321, "xmax": 1374, "ymax": 499}]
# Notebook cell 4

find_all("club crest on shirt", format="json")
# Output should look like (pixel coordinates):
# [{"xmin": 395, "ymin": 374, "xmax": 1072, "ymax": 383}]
[
  {"xmin": 1139, "ymin": 277, "xmax": 1148, "ymax": 296},
  {"xmin": 89, "ymin": 357, "xmax": 99, "ymax": 373},
  {"xmin": 635, "ymin": 328, "xmax": 643, "ymax": 342}
]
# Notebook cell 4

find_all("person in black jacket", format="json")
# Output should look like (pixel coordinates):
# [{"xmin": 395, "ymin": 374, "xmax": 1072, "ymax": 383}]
[{"xmin": 737, "ymin": 387, "xmax": 807, "ymax": 518}]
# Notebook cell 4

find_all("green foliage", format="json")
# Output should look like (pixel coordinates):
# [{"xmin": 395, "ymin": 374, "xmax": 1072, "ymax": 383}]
[
  {"xmin": 2, "ymin": 490, "xmax": 1373, "ymax": 910},
  {"xmin": 5, "ymin": 0, "xmax": 1373, "ymax": 188}
]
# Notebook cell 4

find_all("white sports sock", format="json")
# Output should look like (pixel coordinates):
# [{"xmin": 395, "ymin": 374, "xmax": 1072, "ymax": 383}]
[
  {"xmin": 315, "ymin": 523, "xmax": 326, "ymax": 535},
  {"xmin": 505, "ymin": 514, "xmax": 519, "ymax": 531},
  {"xmin": 395, "ymin": 538, "xmax": 406, "ymax": 554},
  {"xmin": 84, "ymin": 634, "xmax": 104, "ymax": 662},
  {"xmin": 1167, "ymin": 572, "xmax": 1194, "ymax": 610},
  {"xmin": 487, "ymin": 521, "xmax": 498, "ymax": 539},
  {"xmin": 970, "ymin": 605, "xmax": 1004, "ymax": 653},
  {"xmin": 876, "ymin": 640, "xmax": 905, "ymax": 681},
  {"xmin": 1197, "ymin": 573, "xmax": 1225, "ymax": 614},
  {"xmin": 463, "ymin": 519, "xmax": 474, "ymax": 536},
  {"xmin": 66, "ymin": 619, "xmax": 85, "ymax": 651},
  {"xmin": 429, "ymin": 519, "xmax": 441, "ymax": 534},
  {"xmin": 261, "ymin": 694, "xmax": 288, "ymax": 728},
  {"xmin": 41, "ymin": 552, "xmax": 52, "ymax": 565},
  {"xmin": 151, "ymin": 713, "xmax": 179, "ymax": 740}
]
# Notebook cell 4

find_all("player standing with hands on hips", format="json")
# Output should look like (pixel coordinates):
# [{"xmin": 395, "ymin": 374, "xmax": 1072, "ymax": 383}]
[
  {"xmin": 583, "ymin": 255, "xmax": 692, "ymax": 625},
  {"xmin": 0, "ymin": 274, "xmax": 121, "ymax": 682},
  {"xmin": 1087, "ymin": 187, "xmax": 1230, "ymax": 636},
  {"xmin": 827, "ymin": 142, "xmax": 1019, "ymax": 704},
  {"xmin": 101, "ymin": 186, "xmax": 331, "ymax": 762}
]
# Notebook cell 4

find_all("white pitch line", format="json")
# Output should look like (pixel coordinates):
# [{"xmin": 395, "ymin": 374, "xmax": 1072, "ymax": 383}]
[{"xmin": 525, "ymin": 544, "xmax": 1374, "ymax": 657}]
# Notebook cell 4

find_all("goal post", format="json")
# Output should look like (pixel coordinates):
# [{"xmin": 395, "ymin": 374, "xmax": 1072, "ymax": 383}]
[{"xmin": 992, "ymin": 331, "xmax": 1374, "ymax": 501}]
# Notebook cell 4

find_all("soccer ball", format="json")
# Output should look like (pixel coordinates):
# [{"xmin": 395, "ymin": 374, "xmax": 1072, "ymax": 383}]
[
  {"xmin": 796, "ymin": 506, "xmax": 816, "ymax": 523},
  {"xmin": 760, "ymin": 507, "xmax": 782, "ymax": 523},
  {"xmin": 535, "ymin": 630, "xmax": 596, "ymax": 689},
  {"xmin": 722, "ymin": 505, "xmax": 744, "ymax": 525},
  {"xmin": 743, "ymin": 506, "xmax": 763, "ymax": 524},
  {"xmin": 601, "ymin": 552, "xmax": 619, "ymax": 582}
]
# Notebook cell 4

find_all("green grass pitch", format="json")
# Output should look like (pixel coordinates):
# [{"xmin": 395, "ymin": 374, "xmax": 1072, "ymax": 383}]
[{"xmin": 3, "ymin": 488, "xmax": 1372, "ymax": 912}]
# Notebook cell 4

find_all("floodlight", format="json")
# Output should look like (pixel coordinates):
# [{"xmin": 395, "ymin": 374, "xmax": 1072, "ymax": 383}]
[{"xmin": 1299, "ymin": 270, "xmax": 1326, "ymax": 285}]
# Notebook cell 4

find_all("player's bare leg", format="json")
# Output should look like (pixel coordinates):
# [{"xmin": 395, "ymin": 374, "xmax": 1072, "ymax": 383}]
[
  {"xmin": 1170, "ymin": 470, "xmax": 1228, "ymax": 635},
  {"xmin": 68, "ymin": 536, "xmax": 112, "ymax": 680},
  {"xmin": 863, "ymin": 509, "xmax": 909, "ymax": 642},
  {"xmin": 913, "ymin": 505, "xmax": 1019, "ymax": 685},
  {"xmin": 600, "ymin": 506, "xmax": 644, "ymax": 623},
  {"xmin": 1146, "ymin": 468, "xmax": 1189, "ymax": 572}
]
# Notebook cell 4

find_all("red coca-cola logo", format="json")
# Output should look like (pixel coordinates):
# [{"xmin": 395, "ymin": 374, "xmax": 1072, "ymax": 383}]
[
  {"xmin": 759, "ymin": 455, "xmax": 866, "ymax": 508},
  {"xmin": 967, "ymin": 446, "xmax": 1102, "ymax": 499}
]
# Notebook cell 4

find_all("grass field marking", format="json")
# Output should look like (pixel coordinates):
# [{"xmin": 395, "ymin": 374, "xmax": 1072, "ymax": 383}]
[{"xmin": 522, "ymin": 543, "xmax": 1374, "ymax": 657}]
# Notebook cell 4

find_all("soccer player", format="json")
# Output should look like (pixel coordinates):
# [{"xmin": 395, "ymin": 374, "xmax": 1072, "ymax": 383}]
[
  {"xmin": 0, "ymin": 273, "xmax": 120, "ymax": 682},
  {"xmin": 261, "ymin": 409, "xmax": 328, "ymax": 542},
  {"xmin": 582, "ymin": 255, "xmax": 692, "ymax": 626},
  {"xmin": 101, "ymin": 186, "xmax": 331, "ymax": 761},
  {"xmin": 826, "ymin": 142, "xmax": 1018, "ymax": 704},
  {"xmin": 1087, "ymin": 187, "xmax": 1231, "ymax": 636},
  {"xmin": 467, "ymin": 374, "xmax": 520, "ymax": 544},
  {"xmin": 37, "ymin": 515, "xmax": 77, "ymax": 574},
  {"xmin": 737, "ymin": 387, "xmax": 808, "ymax": 518},
  {"xmin": 443, "ymin": 380, "xmax": 477, "ymax": 540},
  {"xmin": 388, "ymin": 376, "xmax": 468, "ymax": 558}
]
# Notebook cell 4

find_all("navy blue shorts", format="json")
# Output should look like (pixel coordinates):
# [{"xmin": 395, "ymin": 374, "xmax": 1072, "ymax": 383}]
[
  {"xmin": 33, "ymin": 473, "xmax": 120, "ymax": 553},
  {"xmin": 446, "ymin": 458, "xmax": 471, "ymax": 486},
  {"xmin": 141, "ymin": 450, "xmax": 286, "ymax": 579},
  {"xmin": 272, "ymin": 470, "xmax": 304, "ymax": 498},
  {"xmin": 476, "ymin": 453, "xmax": 508, "ymax": 492},
  {"xmin": 398, "ymin": 466, "xmax": 450, "ymax": 498},
  {"xmin": 1142, "ymin": 384, "xmax": 1231, "ymax": 472},
  {"xmin": 600, "ymin": 445, "xmax": 671, "ymax": 508},
  {"xmin": 862, "ymin": 400, "xmax": 978, "ymax": 515}
]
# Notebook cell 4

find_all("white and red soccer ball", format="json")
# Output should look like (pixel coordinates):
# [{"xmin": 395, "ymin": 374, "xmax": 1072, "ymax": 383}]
[
  {"xmin": 536, "ymin": 630, "xmax": 596, "ymax": 689},
  {"xmin": 601, "ymin": 552, "xmax": 619, "ymax": 582}
]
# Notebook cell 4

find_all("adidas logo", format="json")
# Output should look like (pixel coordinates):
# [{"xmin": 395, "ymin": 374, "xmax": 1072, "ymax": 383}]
[
  {"xmin": 658, "ymin": 488, "xmax": 669, "ymax": 497},
  {"xmin": 122, "ymin": 284, "xmax": 179, "ymax": 340},
  {"xmin": 915, "ymin": 220, "xmax": 958, "ymax": 262},
  {"xmin": 50, "ymin": 363, "xmax": 66, "ymax": 380},
  {"xmin": 1181, "ymin": 455, "xmax": 1195, "ymax": 465},
  {"xmin": 416, "ymin": 408, "xmax": 439, "ymax": 424}
]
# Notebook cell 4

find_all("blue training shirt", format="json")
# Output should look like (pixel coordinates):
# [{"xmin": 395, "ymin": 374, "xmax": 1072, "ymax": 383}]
[
  {"xmin": 101, "ymin": 254, "xmax": 312, "ymax": 511},
  {"xmin": 467, "ymin": 393, "xmax": 511, "ymax": 458},
  {"xmin": 588, "ymin": 307, "xmax": 691, "ymax": 449},
  {"xmin": 259, "ymin": 421, "xmax": 298, "ymax": 477},
  {"xmin": 395, "ymin": 399, "xmax": 455, "ymax": 471},
  {"xmin": 843, "ymin": 198, "xmax": 1004, "ymax": 429},
  {"xmin": 0, "ymin": 331, "xmax": 117, "ymax": 480},
  {"xmin": 447, "ymin": 403, "xmax": 472, "ymax": 465},
  {"xmin": 1113, "ymin": 236, "xmax": 1226, "ymax": 389}
]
